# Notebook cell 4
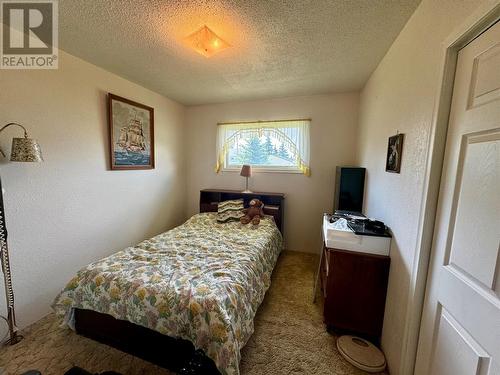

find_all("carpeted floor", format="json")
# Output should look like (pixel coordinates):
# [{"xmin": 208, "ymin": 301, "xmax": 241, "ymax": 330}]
[{"xmin": 0, "ymin": 251, "xmax": 388, "ymax": 375}]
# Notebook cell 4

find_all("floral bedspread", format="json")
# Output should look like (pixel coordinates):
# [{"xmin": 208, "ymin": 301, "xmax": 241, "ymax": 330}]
[{"xmin": 52, "ymin": 213, "xmax": 283, "ymax": 375}]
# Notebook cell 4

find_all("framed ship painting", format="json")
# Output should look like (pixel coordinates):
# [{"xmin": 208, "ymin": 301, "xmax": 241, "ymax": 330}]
[
  {"xmin": 108, "ymin": 93, "xmax": 154, "ymax": 170},
  {"xmin": 386, "ymin": 133, "xmax": 404, "ymax": 173}
]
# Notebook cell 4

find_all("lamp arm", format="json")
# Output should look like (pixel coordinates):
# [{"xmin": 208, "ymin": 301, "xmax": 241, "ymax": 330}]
[
  {"xmin": 0, "ymin": 123, "xmax": 29, "ymax": 138},
  {"xmin": 0, "ymin": 123, "xmax": 29, "ymax": 158}
]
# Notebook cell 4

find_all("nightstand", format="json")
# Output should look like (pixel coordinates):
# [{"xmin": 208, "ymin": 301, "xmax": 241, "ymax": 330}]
[{"xmin": 317, "ymin": 215, "xmax": 391, "ymax": 343}]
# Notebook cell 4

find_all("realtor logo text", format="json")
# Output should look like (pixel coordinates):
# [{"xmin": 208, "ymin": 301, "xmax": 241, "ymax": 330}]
[{"xmin": 1, "ymin": 0, "xmax": 58, "ymax": 69}]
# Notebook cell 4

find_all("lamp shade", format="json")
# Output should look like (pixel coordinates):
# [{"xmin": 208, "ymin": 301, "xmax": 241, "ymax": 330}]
[
  {"xmin": 10, "ymin": 137, "xmax": 43, "ymax": 162},
  {"xmin": 240, "ymin": 164, "xmax": 252, "ymax": 177}
]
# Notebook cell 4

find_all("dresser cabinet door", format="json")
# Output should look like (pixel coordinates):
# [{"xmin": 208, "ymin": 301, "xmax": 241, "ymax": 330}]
[{"xmin": 324, "ymin": 249, "xmax": 390, "ymax": 340}]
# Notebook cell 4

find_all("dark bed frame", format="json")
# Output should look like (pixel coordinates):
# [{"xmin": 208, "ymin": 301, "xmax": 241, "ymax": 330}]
[{"xmin": 74, "ymin": 189, "xmax": 284, "ymax": 374}]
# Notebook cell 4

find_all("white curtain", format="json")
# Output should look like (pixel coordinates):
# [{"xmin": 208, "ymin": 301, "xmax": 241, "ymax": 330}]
[{"xmin": 215, "ymin": 119, "xmax": 311, "ymax": 176}]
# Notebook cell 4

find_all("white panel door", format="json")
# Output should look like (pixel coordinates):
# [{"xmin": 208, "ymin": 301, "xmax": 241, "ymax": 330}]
[{"xmin": 415, "ymin": 21, "xmax": 500, "ymax": 375}]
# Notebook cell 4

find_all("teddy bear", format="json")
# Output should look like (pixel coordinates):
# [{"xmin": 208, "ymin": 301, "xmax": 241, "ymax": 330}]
[{"xmin": 240, "ymin": 198, "xmax": 265, "ymax": 225}]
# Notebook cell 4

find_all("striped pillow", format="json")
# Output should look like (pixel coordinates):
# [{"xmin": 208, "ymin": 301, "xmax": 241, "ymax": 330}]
[{"xmin": 217, "ymin": 199, "xmax": 245, "ymax": 223}]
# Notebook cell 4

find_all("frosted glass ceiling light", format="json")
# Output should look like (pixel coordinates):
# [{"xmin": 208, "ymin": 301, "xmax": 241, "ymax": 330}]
[{"xmin": 185, "ymin": 25, "xmax": 230, "ymax": 57}]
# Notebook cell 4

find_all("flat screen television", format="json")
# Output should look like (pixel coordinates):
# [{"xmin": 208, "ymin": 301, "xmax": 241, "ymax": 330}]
[{"xmin": 333, "ymin": 167, "xmax": 366, "ymax": 214}]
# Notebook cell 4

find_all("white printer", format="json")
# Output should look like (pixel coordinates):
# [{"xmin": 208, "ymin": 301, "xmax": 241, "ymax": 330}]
[{"xmin": 322, "ymin": 214, "xmax": 391, "ymax": 256}]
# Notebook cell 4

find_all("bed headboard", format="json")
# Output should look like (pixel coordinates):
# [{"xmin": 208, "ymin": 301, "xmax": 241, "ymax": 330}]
[{"xmin": 199, "ymin": 189, "xmax": 285, "ymax": 234}]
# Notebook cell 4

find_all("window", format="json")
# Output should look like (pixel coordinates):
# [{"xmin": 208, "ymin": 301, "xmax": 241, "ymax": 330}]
[{"xmin": 215, "ymin": 119, "xmax": 310, "ymax": 175}]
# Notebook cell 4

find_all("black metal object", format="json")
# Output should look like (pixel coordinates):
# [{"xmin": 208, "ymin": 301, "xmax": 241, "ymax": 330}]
[
  {"xmin": 0, "ymin": 176, "xmax": 23, "ymax": 345},
  {"xmin": 346, "ymin": 219, "xmax": 392, "ymax": 238}
]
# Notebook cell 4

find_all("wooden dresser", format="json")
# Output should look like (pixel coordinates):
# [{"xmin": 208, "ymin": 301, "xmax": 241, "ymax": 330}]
[{"xmin": 320, "ymin": 241, "xmax": 390, "ymax": 343}]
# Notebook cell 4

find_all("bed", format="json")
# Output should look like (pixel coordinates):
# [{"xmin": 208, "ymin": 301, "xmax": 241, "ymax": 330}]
[{"xmin": 52, "ymin": 190, "xmax": 284, "ymax": 375}]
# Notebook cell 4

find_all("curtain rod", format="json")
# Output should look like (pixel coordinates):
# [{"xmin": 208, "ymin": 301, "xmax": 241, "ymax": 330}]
[{"xmin": 217, "ymin": 118, "xmax": 312, "ymax": 126}]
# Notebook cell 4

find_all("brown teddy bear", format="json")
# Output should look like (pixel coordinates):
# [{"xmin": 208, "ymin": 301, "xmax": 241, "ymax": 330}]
[{"xmin": 240, "ymin": 199, "xmax": 265, "ymax": 225}]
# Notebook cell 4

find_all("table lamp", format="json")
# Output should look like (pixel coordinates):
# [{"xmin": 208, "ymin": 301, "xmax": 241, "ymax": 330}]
[
  {"xmin": 0, "ymin": 122, "xmax": 43, "ymax": 346},
  {"xmin": 240, "ymin": 164, "xmax": 252, "ymax": 193}
]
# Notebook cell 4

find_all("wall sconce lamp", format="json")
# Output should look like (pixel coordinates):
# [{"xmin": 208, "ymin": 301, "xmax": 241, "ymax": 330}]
[{"xmin": 0, "ymin": 122, "xmax": 43, "ymax": 346}]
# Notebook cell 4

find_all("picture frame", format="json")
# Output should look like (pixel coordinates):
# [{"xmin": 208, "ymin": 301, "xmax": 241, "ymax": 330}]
[
  {"xmin": 108, "ymin": 93, "xmax": 155, "ymax": 170},
  {"xmin": 386, "ymin": 133, "xmax": 404, "ymax": 173}
]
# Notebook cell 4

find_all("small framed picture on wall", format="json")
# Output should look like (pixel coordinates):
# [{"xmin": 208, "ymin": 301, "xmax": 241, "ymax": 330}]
[
  {"xmin": 108, "ymin": 93, "xmax": 155, "ymax": 170},
  {"xmin": 386, "ymin": 133, "xmax": 404, "ymax": 173}
]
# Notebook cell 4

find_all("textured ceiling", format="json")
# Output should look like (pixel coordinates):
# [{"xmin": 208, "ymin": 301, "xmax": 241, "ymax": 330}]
[{"xmin": 59, "ymin": 0, "xmax": 421, "ymax": 105}]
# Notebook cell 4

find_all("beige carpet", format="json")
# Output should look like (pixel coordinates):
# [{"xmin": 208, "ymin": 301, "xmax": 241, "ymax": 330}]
[{"xmin": 0, "ymin": 251, "xmax": 388, "ymax": 375}]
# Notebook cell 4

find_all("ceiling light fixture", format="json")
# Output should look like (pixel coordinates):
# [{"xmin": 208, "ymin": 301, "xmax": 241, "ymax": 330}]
[{"xmin": 184, "ymin": 25, "xmax": 230, "ymax": 58}]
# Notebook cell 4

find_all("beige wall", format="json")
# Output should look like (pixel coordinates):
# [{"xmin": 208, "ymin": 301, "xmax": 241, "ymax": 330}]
[
  {"xmin": 185, "ymin": 94, "xmax": 359, "ymax": 252},
  {"xmin": 356, "ymin": 0, "xmax": 494, "ymax": 373},
  {"xmin": 0, "ymin": 50, "xmax": 186, "ymax": 336}
]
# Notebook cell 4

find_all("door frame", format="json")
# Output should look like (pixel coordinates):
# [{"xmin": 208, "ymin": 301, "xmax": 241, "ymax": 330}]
[{"xmin": 401, "ymin": 3, "xmax": 500, "ymax": 375}]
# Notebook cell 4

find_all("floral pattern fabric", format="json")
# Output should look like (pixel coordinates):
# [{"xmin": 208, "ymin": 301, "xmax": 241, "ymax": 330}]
[{"xmin": 52, "ymin": 213, "xmax": 283, "ymax": 375}]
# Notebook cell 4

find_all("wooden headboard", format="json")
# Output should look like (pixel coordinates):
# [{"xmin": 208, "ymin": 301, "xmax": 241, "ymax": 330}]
[{"xmin": 199, "ymin": 189, "xmax": 285, "ymax": 234}]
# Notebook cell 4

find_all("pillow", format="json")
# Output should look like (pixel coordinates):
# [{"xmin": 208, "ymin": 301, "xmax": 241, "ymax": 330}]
[{"xmin": 217, "ymin": 199, "xmax": 245, "ymax": 223}]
